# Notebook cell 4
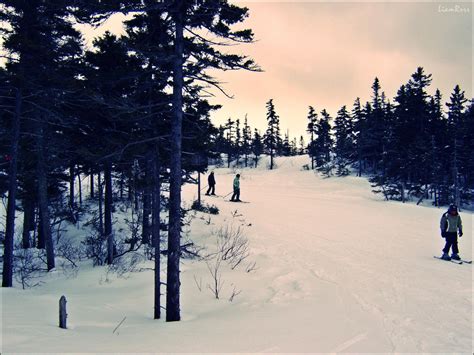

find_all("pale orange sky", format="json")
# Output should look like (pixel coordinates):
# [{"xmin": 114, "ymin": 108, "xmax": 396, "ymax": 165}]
[
  {"xmin": 208, "ymin": 1, "xmax": 472, "ymax": 138},
  {"xmin": 39, "ymin": 1, "xmax": 474, "ymax": 139}
]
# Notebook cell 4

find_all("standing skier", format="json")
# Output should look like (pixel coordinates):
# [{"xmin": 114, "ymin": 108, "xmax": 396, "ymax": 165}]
[
  {"xmin": 205, "ymin": 171, "xmax": 216, "ymax": 196},
  {"xmin": 440, "ymin": 204, "xmax": 463, "ymax": 260},
  {"xmin": 230, "ymin": 174, "xmax": 241, "ymax": 202}
]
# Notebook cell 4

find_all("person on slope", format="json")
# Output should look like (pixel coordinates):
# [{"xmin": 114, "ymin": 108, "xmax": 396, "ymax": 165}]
[
  {"xmin": 205, "ymin": 171, "xmax": 216, "ymax": 196},
  {"xmin": 440, "ymin": 204, "xmax": 463, "ymax": 260},
  {"xmin": 230, "ymin": 174, "xmax": 241, "ymax": 202}
]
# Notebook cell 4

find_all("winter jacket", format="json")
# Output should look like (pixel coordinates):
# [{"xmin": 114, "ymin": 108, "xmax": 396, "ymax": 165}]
[
  {"xmin": 233, "ymin": 177, "xmax": 240, "ymax": 189},
  {"xmin": 440, "ymin": 212, "xmax": 463, "ymax": 234}
]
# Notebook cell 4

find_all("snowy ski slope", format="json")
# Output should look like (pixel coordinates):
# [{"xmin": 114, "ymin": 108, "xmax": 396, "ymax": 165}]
[{"xmin": 2, "ymin": 155, "xmax": 472, "ymax": 353}]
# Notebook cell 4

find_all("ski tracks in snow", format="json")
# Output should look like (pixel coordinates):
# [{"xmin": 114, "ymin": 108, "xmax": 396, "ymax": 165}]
[{"xmin": 330, "ymin": 332, "xmax": 369, "ymax": 353}]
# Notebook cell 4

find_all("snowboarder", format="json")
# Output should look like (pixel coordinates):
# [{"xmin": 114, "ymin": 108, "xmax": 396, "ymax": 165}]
[
  {"xmin": 440, "ymin": 204, "xmax": 463, "ymax": 260},
  {"xmin": 230, "ymin": 174, "xmax": 241, "ymax": 202},
  {"xmin": 205, "ymin": 171, "xmax": 216, "ymax": 196}
]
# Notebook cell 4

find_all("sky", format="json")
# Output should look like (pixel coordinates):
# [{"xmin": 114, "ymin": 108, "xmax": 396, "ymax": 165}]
[
  {"xmin": 5, "ymin": 1, "xmax": 472, "ymax": 140},
  {"xmin": 206, "ymin": 1, "xmax": 472, "ymax": 138}
]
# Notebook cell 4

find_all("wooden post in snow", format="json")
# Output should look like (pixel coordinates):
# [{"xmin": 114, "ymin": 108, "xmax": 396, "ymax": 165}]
[{"xmin": 59, "ymin": 295, "xmax": 67, "ymax": 329}]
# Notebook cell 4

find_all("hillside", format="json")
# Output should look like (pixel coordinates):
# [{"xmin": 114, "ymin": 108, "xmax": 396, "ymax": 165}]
[{"xmin": 2, "ymin": 155, "xmax": 472, "ymax": 353}]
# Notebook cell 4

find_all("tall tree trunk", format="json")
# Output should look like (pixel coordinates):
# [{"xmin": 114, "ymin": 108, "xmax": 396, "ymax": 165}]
[
  {"xmin": 98, "ymin": 171, "xmax": 104, "ymax": 236},
  {"xmin": 197, "ymin": 172, "xmax": 201, "ymax": 205},
  {"xmin": 78, "ymin": 172, "xmax": 82, "ymax": 206},
  {"xmin": 270, "ymin": 148, "xmax": 274, "ymax": 170},
  {"xmin": 167, "ymin": 3, "xmax": 184, "ymax": 322},
  {"xmin": 22, "ymin": 195, "xmax": 35, "ymax": 249},
  {"xmin": 152, "ymin": 151, "xmax": 161, "ymax": 319},
  {"xmin": 69, "ymin": 164, "xmax": 75, "ymax": 210},
  {"xmin": 37, "ymin": 119, "xmax": 55, "ymax": 271},
  {"xmin": 142, "ymin": 153, "xmax": 152, "ymax": 245},
  {"xmin": 104, "ymin": 161, "xmax": 114, "ymax": 264},
  {"xmin": 90, "ymin": 170, "xmax": 94, "ymax": 199},
  {"xmin": 37, "ymin": 211, "xmax": 45, "ymax": 249},
  {"xmin": 32, "ymin": 206, "xmax": 38, "ymax": 247},
  {"xmin": 2, "ymin": 88, "xmax": 22, "ymax": 287},
  {"xmin": 133, "ymin": 159, "xmax": 139, "ymax": 211}
]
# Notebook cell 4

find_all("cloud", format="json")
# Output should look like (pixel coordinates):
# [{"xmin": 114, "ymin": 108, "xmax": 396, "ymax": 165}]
[{"xmin": 210, "ymin": 1, "xmax": 472, "ymax": 138}]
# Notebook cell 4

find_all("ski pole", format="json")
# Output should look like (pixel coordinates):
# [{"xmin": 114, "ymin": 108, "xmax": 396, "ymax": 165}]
[{"xmin": 223, "ymin": 190, "xmax": 233, "ymax": 198}]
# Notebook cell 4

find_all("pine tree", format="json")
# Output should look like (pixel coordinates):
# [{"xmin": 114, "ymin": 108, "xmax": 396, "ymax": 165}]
[
  {"xmin": 242, "ymin": 115, "xmax": 252, "ymax": 167},
  {"xmin": 164, "ymin": 0, "xmax": 259, "ymax": 322},
  {"xmin": 314, "ymin": 109, "xmax": 333, "ymax": 169},
  {"xmin": 264, "ymin": 99, "xmax": 280, "ymax": 170},
  {"xmin": 351, "ymin": 98, "xmax": 365, "ymax": 176},
  {"xmin": 426, "ymin": 89, "xmax": 445, "ymax": 205},
  {"xmin": 334, "ymin": 105, "xmax": 353, "ymax": 175},
  {"xmin": 406, "ymin": 67, "xmax": 433, "ymax": 194},
  {"xmin": 461, "ymin": 100, "xmax": 474, "ymax": 201},
  {"xmin": 213, "ymin": 125, "xmax": 227, "ymax": 166},
  {"xmin": 1, "ymin": 0, "xmax": 84, "ymax": 284},
  {"xmin": 282, "ymin": 130, "xmax": 291, "ymax": 156},
  {"xmin": 252, "ymin": 129, "xmax": 264, "ymax": 168},
  {"xmin": 446, "ymin": 84, "xmax": 468, "ymax": 207},
  {"xmin": 224, "ymin": 118, "xmax": 235, "ymax": 168},
  {"xmin": 83, "ymin": 31, "xmax": 144, "ymax": 264},
  {"xmin": 235, "ymin": 118, "xmax": 242, "ymax": 166},
  {"xmin": 306, "ymin": 106, "xmax": 318, "ymax": 169},
  {"xmin": 299, "ymin": 136, "xmax": 306, "ymax": 155},
  {"xmin": 364, "ymin": 78, "xmax": 387, "ymax": 173},
  {"xmin": 290, "ymin": 137, "xmax": 298, "ymax": 156}
]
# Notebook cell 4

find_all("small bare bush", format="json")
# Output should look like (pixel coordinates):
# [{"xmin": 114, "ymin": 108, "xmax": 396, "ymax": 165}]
[
  {"xmin": 201, "ymin": 222, "xmax": 255, "ymax": 301},
  {"xmin": 245, "ymin": 260, "xmax": 258, "ymax": 273},
  {"xmin": 206, "ymin": 256, "xmax": 224, "ymax": 299},
  {"xmin": 13, "ymin": 248, "xmax": 45, "ymax": 289},
  {"xmin": 215, "ymin": 225, "xmax": 250, "ymax": 270},
  {"xmin": 123, "ymin": 207, "xmax": 142, "ymax": 249},
  {"xmin": 82, "ymin": 231, "xmax": 107, "ymax": 266},
  {"xmin": 106, "ymin": 251, "xmax": 144, "ymax": 279},
  {"xmin": 193, "ymin": 274, "xmax": 203, "ymax": 292},
  {"xmin": 229, "ymin": 284, "xmax": 242, "ymax": 302}
]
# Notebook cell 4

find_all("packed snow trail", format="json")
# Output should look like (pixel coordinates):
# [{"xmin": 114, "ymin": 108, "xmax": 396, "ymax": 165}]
[{"xmin": 2, "ymin": 155, "xmax": 472, "ymax": 353}]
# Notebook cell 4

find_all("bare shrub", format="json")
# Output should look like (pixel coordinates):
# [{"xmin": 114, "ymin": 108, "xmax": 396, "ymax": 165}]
[
  {"xmin": 106, "ymin": 251, "xmax": 144, "ymax": 279},
  {"xmin": 214, "ymin": 224, "xmax": 250, "ymax": 270},
  {"xmin": 56, "ymin": 238, "xmax": 83, "ymax": 278},
  {"xmin": 56, "ymin": 239, "xmax": 84, "ymax": 267},
  {"xmin": 82, "ymin": 230, "xmax": 107, "ymax": 266},
  {"xmin": 206, "ymin": 256, "xmax": 224, "ymax": 299},
  {"xmin": 123, "ymin": 207, "xmax": 142, "ymax": 250},
  {"xmin": 228, "ymin": 284, "xmax": 242, "ymax": 302},
  {"xmin": 13, "ymin": 248, "xmax": 45, "ymax": 289},
  {"xmin": 245, "ymin": 260, "xmax": 258, "ymax": 273},
  {"xmin": 193, "ymin": 274, "xmax": 203, "ymax": 292}
]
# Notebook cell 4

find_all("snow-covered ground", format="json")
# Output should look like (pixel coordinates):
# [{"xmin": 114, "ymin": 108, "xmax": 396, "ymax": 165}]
[{"xmin": 2, "ymin": 155, "xmax": 473, "ymax": 353}]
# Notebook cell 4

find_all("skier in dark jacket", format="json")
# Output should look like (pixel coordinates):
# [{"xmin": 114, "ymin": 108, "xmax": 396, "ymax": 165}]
[
  {"xmin": 440, "ymin": 204, "xmax": 463, "ymax": 260},
  {"xmin": 230, "ymin": 174, "xmax": 241, "ymax": 202},
  {"xmin": 205, "ymin": 171, "xmax": 216, "ymax": 196}
]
